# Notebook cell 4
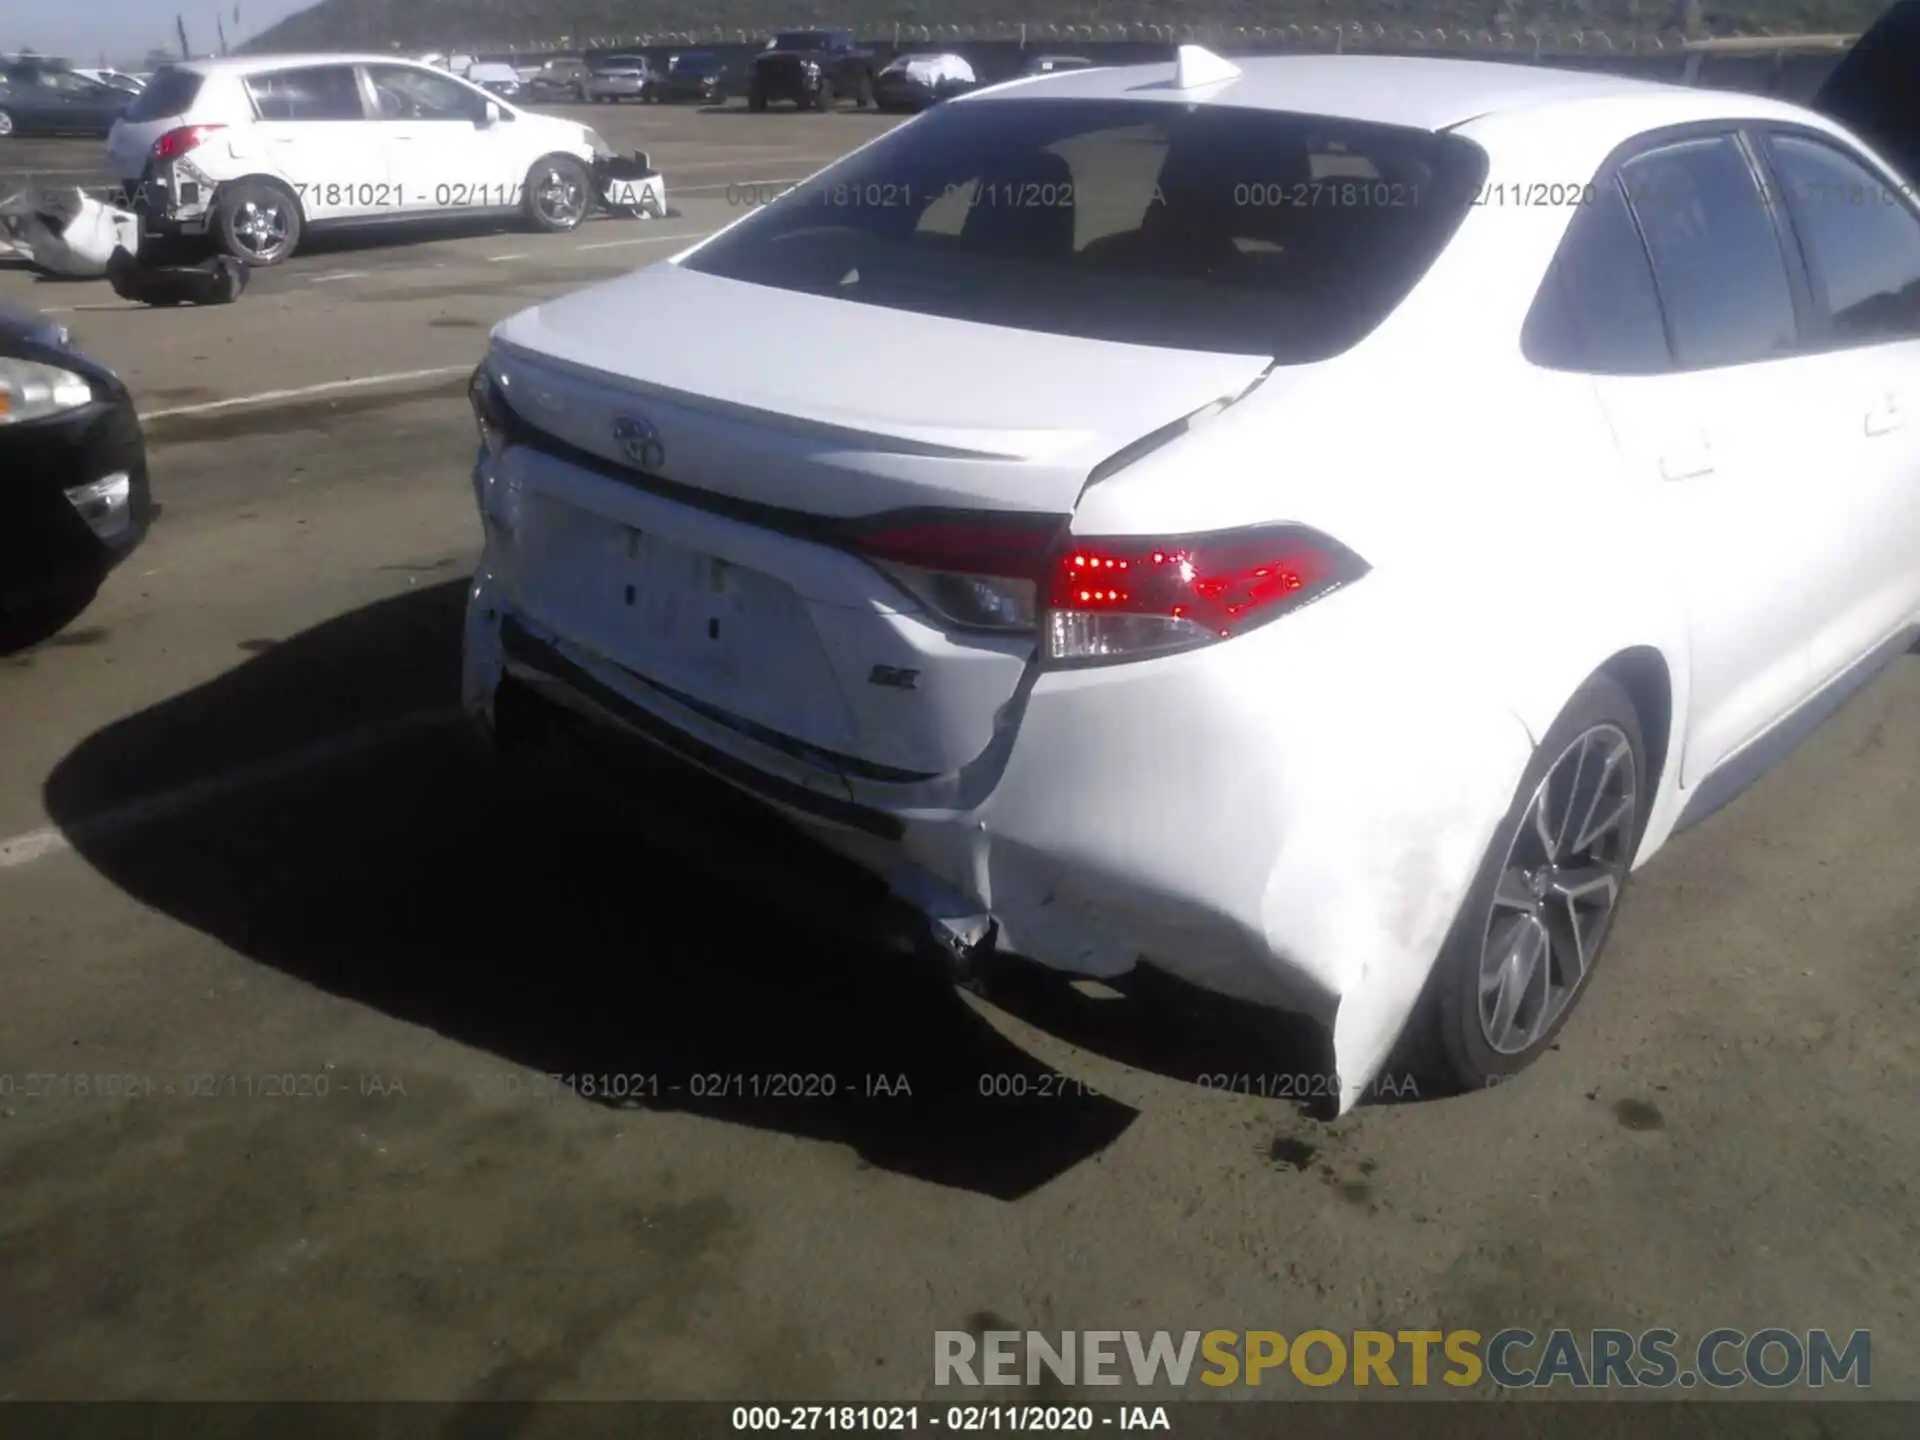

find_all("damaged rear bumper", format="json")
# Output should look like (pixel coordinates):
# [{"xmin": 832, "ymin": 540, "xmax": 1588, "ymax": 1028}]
[
  {"xmin": 118, "ymin": 161, "xmax": 215, "ymax": 237},
  {"xmin": 463, "ymin": 555, "xmax": 1537, "ymax": 1113}
]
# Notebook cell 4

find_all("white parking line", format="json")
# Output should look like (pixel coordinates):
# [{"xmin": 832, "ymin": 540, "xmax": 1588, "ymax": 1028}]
[
  {"xmin": 138, "ymin": 365, "xmax": 473, "ymax": 422},
  {"xmin": 0, "ymin": 708, "xmax": 457, "ymax": 875},
  {"xmin": 675, "ymin": 176, "xmax": 804, "ymax": 194},
  {"xmin": 664, "ymin": 157, "xmax": 828, "ymax": 173},
  {"xmin": 571, "ymin": 230, "xmax": 707, "ymax": 253},
  {"xmin": 308, "ymin": 270, "xmax": 371, "ymax": 283},
  {"xmin": 487, "ymin": 252, "xmax": 529, "ymax": 262}
]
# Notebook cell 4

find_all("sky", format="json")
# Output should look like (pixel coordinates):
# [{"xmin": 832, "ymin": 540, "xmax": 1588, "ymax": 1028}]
[{"xmin": 2, "ymin": 0, "xmax": 315, "ymax": 66}]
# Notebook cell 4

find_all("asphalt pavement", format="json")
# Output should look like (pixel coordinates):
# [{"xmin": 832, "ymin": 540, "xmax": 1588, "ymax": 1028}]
[{"xmin": 0, "ymin": 99, "xmax": 1914, "ymax": 1404}]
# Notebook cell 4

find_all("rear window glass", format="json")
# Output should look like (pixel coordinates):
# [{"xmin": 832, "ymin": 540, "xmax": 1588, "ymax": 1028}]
[
  {"xmin": 246, "ymin": 65, "xmax": 365, "ymax": 121},
  {"xmin": 123, "ymin": 66, "xmax": 203, "ymax": 121},
  {"xmin": 683, "ymin": 98, "xmax": 1489, "ymax": 357}
]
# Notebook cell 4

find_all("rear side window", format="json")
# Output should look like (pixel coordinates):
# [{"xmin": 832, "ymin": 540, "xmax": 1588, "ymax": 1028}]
[
  {"xmin": 1619, "ymin": 135, "xmax": 1799, "ymax": 369},
  {"xmin": 1523, "ymin": 178, "xmax": 1672, "ymax": 375},
  {"xmin": 121, "ymin": 66, "xmax": 203, "ymax": 120},
  {"xmin": 1766, "ymin": 132, "xmax": 1920, "ymax": 344},
  {"xmin": 246, "ymin": 65, "xmax": 365, "ymax": 121},
  {"xmin": 683, "ymin": 98, "xmax": 1489, "ymax": 358}
]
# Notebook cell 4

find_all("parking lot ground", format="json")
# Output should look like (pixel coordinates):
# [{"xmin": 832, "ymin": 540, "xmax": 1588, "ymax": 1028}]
[{"xmin": 0, "ymin": 102, "xmax": 1917, "ymax": 1404}]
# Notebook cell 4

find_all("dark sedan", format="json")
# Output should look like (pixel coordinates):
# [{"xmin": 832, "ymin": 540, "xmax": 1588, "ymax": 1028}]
[
  {"xmin": 0, "ymin": 63, "xmax": 133, "ymax": 138},
  {"xmin": 0, "ymin": 307, "xmax": 151, "ymax": 639},
  {"xmin": 645, "ymin": 51, "xmax": 728, "ymax": 104}
]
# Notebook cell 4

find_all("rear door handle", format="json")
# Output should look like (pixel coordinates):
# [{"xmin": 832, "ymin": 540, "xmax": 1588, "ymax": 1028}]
[
  {"xmin": 1864, "ymin": 395, "xmax": 1904, "ymax": 436},
  {"xmin": 1659, "ymin": 436, "xmax": 1716, "ymax": 481}
]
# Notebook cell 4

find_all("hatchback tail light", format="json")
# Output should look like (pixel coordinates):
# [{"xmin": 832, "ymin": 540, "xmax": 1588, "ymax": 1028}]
[
  {"xmin": 848, "ymin": 514, "xmax": 1366, "ymax": 665},
  {"xmin": 151, "ymin": 124, "xmax": 225, "ymax": 162}
]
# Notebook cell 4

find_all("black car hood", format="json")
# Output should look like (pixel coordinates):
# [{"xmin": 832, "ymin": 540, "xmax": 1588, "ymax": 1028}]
[
  {"xmin": 0, "ymin": 302, "xmax": 68, "ymax": 352},
  {"xmin": 0, "ymin": 307, "xmax": 127, "ymax": 395},
  {"xmin": 1814, "ymin": 1, "xmax": 1920, "ymax": 179}
]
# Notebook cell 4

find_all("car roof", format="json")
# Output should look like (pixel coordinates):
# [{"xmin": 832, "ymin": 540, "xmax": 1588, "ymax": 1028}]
[
  {"xmin": 969, "ymin": 52, "xmax": 1805, "ymax": 133},
  {"xmin": 166, "ymin": 53, "xmax": 463, "ymax": 77}
]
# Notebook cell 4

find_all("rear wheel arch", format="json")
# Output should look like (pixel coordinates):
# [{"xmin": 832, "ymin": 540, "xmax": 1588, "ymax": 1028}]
[
  {"xmin": 1598, "ymin": 646, "xmax": 1675, "ymax": 803},
  {"xmin": 221, "ymin": 173, "xmax": 307, "ymax": 224}
]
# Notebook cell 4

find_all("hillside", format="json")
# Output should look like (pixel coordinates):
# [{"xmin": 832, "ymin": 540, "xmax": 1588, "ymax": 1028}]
[{"xmin": 247, "ymin": 0, "xmax": 1890, "ymax": 52}]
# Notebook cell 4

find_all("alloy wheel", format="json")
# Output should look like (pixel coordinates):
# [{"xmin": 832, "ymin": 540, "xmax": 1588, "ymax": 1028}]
[
  {"xmin": 0, "ymin": 110, "xmax": 14, "ymax": 138},
  {"xmin": 1477, "ymin": 723, "xmax": 1638, "ymax": 1055},
  {"xmin": 230, "ymin": 198, "xmax": 290, "ymax": 261},
  {"xmin": 533, "ymin": 167, "xmax": 586, "ymax": 226}
]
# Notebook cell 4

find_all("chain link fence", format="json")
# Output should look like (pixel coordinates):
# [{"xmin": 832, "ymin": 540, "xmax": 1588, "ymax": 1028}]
[{"xmin": 442, "ymin": 21, "xmax": 1715, "ymax": 53}]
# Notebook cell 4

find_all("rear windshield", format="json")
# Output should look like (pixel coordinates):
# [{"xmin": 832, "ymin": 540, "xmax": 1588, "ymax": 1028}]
[
  {"xmin": 682, "ymin": 98, "xmax": 1489, "ymax": 358},
  {"xmin": 123, "ymin": 66, "xmax": 202, "ymax": 120},
  {"xmin": 593, "ymin": 56, "xmax": 645, "ymax": 71},
  {"xmin": 672, "ymin": 53, "xmax": 722, "ymax": 74}
]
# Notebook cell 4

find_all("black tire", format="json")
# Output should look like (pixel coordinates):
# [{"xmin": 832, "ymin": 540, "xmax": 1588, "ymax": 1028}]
[
  {"xmin": 1399, "ymin": 672, "xmax": 1649, "ymax": 1096},
  {"xmin": 212, "ymin": 178, "xmax": 302, "ymax": 266},
  {"xmin": 522, "ymin": 154, "xmax": 593, "ymax": 234},
  {"xmin": 812, "ymin": 75, "xmax": 835, "ymax": 111},
  {"xmin": 853, "ymin": 71, "xmax": 874, "ymax": 108},
  {"xmin": 747, "ymin": 86, "xmax": 767, "ymax": 112},
  {"xmin": 0, "ymin": 581, "xmax": 99, "ymax": 654}
]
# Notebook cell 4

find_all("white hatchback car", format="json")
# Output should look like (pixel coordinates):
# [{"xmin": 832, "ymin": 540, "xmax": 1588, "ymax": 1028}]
[
  {"xmin": 462, "ymin": 38, "xmax": 1920, "ymax": 1112},
  {"xmin": 105, "ymin": 55, "xmax": 647, "ymax": 265}
]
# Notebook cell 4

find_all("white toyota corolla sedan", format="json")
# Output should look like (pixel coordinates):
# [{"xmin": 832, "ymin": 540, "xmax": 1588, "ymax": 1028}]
[{"xmin": 462, "ymin": 40, "xmax": 1920, "ymax": 1112}]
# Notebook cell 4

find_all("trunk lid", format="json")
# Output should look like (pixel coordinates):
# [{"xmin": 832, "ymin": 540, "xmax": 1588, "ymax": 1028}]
[
  {"xmin": 487, "ymin": 263, "xmax": 1272, "ymax": 785},
  {"xmin": 1812, "ymin": 3, "xmax": 1920, "ymax": 179},
  {"xmin": 490, "ymin": 263, "xmax": 1271, "ymax": 519}
]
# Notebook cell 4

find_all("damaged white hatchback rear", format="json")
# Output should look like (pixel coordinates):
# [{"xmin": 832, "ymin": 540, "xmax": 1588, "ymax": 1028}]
[{"xmin": 463, "ymin": 46, "xmax": 1920, "ymax": 1111}]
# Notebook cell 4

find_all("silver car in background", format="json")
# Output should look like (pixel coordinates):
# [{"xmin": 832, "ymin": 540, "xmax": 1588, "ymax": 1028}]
[{"xmin": 584, "ymin": 55, "xmax": 651, "ymax": 103}]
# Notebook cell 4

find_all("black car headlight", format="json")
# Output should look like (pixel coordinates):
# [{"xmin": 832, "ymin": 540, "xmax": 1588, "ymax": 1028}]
[{"xmin": 0, "ymin": 356, "xmax": 93, "ymax": 426}]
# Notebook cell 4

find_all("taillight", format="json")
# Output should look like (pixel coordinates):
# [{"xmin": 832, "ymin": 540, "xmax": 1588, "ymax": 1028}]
[
  {"xmin": 151, "ymin": 124, "xmax": 225, "ymax": 162},
  {"xmin": 849, "ymin": 513, "xmax": 1062, "ymax": 632},
  {"xmin": 848, "ymin": 514, "xmax": 1366, "ymax": 663},
  {"xmin": 1042, "ymin": 526, "xmax": 1367, "ymax": 665}
]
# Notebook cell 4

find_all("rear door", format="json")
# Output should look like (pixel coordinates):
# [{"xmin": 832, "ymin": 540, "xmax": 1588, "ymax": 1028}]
[
  {"xmin": 1754, "ymin": 124, "xmax": 1920, "ymax": 674},
  {"xmin": 242, "ymin": 64, "xmax": 388, "ymax": 223},
  {"xmin": 1529, "ymin": 128, "xmax": 1847, "ymax": 789},
  {"xmin": 363, "ymin": 63, "xmax": 508, "ymax": 216}
]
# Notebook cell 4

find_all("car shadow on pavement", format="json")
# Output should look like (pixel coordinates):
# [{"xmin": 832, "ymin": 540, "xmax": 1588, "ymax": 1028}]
[{"xmin": 41, "ymin": 579, "xmax": 1139, "ymax": 1199}]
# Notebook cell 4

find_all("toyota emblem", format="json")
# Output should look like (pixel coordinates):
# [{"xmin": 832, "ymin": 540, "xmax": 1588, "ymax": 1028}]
[{"xmin": 613, "ymin": 415, "xmax": 665, "ymax": 472}]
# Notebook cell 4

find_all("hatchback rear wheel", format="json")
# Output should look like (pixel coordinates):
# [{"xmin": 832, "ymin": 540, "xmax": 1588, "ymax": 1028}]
[{"xmin": 213, "ymin": 179, "xmax": 301, "ymax": 265}]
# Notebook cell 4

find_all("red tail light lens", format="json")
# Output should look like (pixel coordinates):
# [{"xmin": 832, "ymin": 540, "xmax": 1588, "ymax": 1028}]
[
  {"xmin": 151, "ymin": 124, "xmax": 226, "ymax": 162},
  {"xmin": 846, "ymin": 514, "xmax": 1366, "ymax": 662},
  {"xmin": 1043, "ymin": 526, "xmax": 1366, "ymax": 664},
  {"xmin": 849, "ymin": 514, "xmax": 1062, "ymax": 633}
]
